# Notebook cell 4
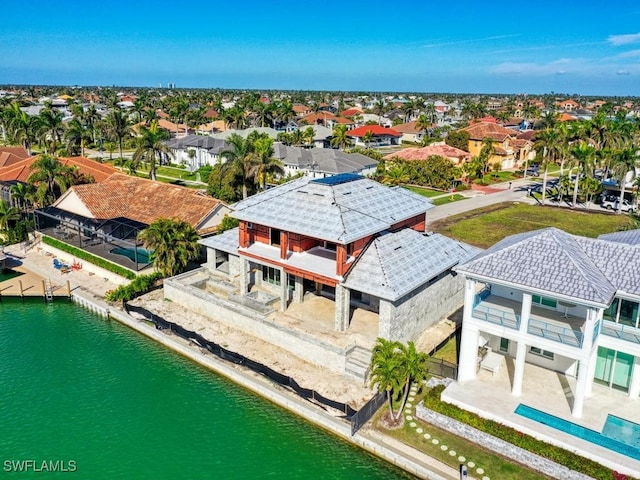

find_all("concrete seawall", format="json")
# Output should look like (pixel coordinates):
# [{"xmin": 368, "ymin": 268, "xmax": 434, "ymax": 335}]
[{"xmin": 70, "ymin": 289, "xmax": 457, "ymax": 480}]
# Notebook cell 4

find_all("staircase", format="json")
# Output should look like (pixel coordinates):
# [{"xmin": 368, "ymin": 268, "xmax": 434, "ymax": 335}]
[{"xmin": 345, "ymin": 346, "xmax": 372, "ymax": 382}]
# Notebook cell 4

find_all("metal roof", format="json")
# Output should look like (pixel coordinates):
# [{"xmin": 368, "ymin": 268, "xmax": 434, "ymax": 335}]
[
  {"xmin": 200, "ymin": 227, "xmax": 239, "ymax": 254},
  {"xmin": 343, "ymin": 230, "xmax": 480, "ymax": 301},
  {"xmin": 231, "ymin": 175, "xmax": 433, "ymax": 244}
]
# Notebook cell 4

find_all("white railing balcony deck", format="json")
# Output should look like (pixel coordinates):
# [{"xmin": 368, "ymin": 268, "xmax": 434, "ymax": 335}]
[
  {"xmin": 527, "ymin": 317, "xmax": 584, "ymax": 348},
  {"xmin": 601, "ymin": 321, "xmax": 640, "ymax": 345},
  {"xmin": 472, "ymin": 294, "xmax": 585, "ymax": 348}
]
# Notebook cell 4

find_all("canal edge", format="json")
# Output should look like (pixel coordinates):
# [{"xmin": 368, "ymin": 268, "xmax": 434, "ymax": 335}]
[{"xmin": 70, "ymin": 289, "xmax": 457, "ymax": 480}]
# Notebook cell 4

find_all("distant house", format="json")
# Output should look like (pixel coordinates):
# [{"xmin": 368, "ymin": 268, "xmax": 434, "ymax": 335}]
[
  {"xmin": 166, "ymin": 134, "xmax": 229, "ymax": 171},
  {"xmin": 557, "ymin": 99, "xmax": 580, "ymax": 111},
  {"xmin": 273, "ymin": 144, "xmax": 378, "ymax": 178},
  {"xmin": 347, "ymin": 125, "xmax": 402, "ymax": 147},
  {"xmin": 383, "ymin": 142, "xmax": 471, "ymax": 165},
  {"xmin": 132, "ymin": 119, "xmax": 190, "ymax": 138},
  {"xmin": 461, "ymin": 122, "xmax": 519, "ymax": 169},
  {"xmin": 393, "ymin": 121, "xmax": 427, "ymax": 144},
  {"xmin": 35, "ymin": 173, "xmax": 230, "ymax": 271},
  {"xmin": 0, "ymin": 155, "xmax": 117, "ymax": 207}
]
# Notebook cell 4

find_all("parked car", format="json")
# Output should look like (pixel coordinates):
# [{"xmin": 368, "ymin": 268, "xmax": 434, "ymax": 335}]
[
  {"xmin": 526, "ymin": 165, "xmax": 539, "ymax": 176},
  {"xmin": 601, "ymin": 197, "xmax": 637, "ymax": 213}
]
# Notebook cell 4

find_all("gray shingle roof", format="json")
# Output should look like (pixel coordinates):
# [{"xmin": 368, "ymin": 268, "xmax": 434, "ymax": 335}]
[
  {"xmin": 273, "ymin": 144, "xmax": 377, "ymax": 175},
  {"xmin": 199, "ymin": 227, "xmax": 239, "ymax": 254},
  {"xmin": 343, "ymin": 230, "xmax": 480, "ymax": 301},
  {"xmin": 457, "ymin": 227, "xmax": 640, "ymax": 306},
  {"xmin": 166, "ymin": 134, "xmax": 229, "ymax": 154},
  {"xmin": 231, "ymin": 175, "xmax": 433, "ymax": 244},
  {"xmin": 598, "ymin": 229, "xmax": 640, "ymax": 246}
]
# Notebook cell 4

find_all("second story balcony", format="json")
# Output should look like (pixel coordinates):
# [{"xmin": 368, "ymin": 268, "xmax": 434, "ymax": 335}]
[
  {"xmin": 472, "ymin": 293, "xmax": 586, "ymax": 348},
  {"xmin": 601, "ymin": 321, "xmax": 640, "ymax": 345},
  {"xmin": 241, "ymin": 242, "xmax": 349, "ymax": 280}
]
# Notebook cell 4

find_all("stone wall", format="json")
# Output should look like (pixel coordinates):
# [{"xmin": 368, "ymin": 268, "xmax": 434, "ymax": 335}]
[
  {"xmin": 415, "ymin": 402, "xmax": 593, "ymax": 480},
  {"xmin": 164, "ymin": 270, "xmax": 349, "ymax": 374},
  {"xmin": 379, "ymin": 272, "xmax": 463, "ymax": 342}
]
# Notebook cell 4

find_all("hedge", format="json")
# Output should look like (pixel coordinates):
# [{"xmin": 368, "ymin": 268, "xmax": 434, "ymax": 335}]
[
  {"xmin": 423, "ymin": 386, "xmax": 627, "ymax": 480},
  {"xmin": 105, "ymin": 272, "xmax": 162, "ymax": 302},
  {"xmin": 41, "ymin": 235, "xmax": 136, "ymax": 280}
]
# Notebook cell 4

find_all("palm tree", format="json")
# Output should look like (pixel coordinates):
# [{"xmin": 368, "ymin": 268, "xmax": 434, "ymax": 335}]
[
  {"xmin": 303, "ymin": 126, "xmax": 315, "ymax": 147},
  {"xmin": 7, "ymin": 103, "xmax": 36, "ymax": 153},
  {"xmin": 64, "ymin": 118, "xmax": 90, "ymax": 157},
  {"xmin": 132, "ymin": 120, "xmax": 172, "ymax": 181},
  {"xmin": 369, "ymin": 338, "xmax": 405, "ymax": 422},
  {"xmin": 138, "ymin": 218, "xmax": 200, "ymax": 277},
  {"xmin": 363, "ymin": 130, "xmax": 374, "ymax": 148},
  {"xmin": 396, "ymin": 342, "xmax": 429, "ymax": 415},
  {"xmin": 330, "ymin": 124, "xmax": 352, "ymax": 150},
  {"xmin": 38, "ymin": 107, "xmax": 64, "ymax": 154},
  {"xmin": 220, "ymin": 133, "xmax": 256, "ymax": 200},
  {"xmin": 9, "ymin": 182, "xmax": 34, "ymax": 212},
  {"xmin": 250, "ymin": 136, "xmax": 284, "ymax": 191},
  {"xmin": 569, "ymin": 141, "xmax": 596, "ymax": 208},
  {"xmin": 106, "ymin": 107, "xmax": 130, "ymax": 161},
  {"xmin": 27, "ymin": 155, "xmax": 73, "ymax": 206},
  {"xmin": 415, "ymin": 114, "xmax": 431, "ymax": 141},
  {"xmin": 0, "ymin": 200, "xmax": 20, "ymax": 234},
  {"xmin": 534, "ymin": 128, "xmax": 560, "ymax": 205}
]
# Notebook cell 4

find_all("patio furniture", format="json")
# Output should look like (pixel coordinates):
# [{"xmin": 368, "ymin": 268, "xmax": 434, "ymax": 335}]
[
  {"xmin": 480, "ymin": 350, "xmax": 504, "ymax": 376},
  {"xmin": 558, "ymin": 301, "xmax": 576, "ymax": 319}
]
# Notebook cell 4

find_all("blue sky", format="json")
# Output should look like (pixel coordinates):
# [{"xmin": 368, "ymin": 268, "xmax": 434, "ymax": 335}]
[{"xmin": 1, "ymin": 1, "xmax": 639, "ymax": 96}]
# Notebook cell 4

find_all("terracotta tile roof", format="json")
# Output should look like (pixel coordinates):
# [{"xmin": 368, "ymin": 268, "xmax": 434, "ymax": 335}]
[
  {"xmin": 462, "ymin": 122, "xmax": 514, "ymax": 142},
  {"xmin": 392, "ymin": 120, "xmax": 433, "ymax": 134},
  {"xmin": 204, "ymin": 109, "xmax": 218, "ymax": 118},
  {"xmin": 0, "ymin": 152, "xmax": 25, "ymax": 168},
  {"xmin": 383, "ymin": 143, "xmax": 470, "ymax": 163},
  {"xmin": 516, "ymin": 130, "xmax": 536, "ymax": 141},
  {"xmin": 558, "ymin": 113, "xmax": 578, "ymax": 122},
  {"xmin": 340, "ymin": 108, "xmax": 363, "ymax": 117},
  {"xmin": 292, "ymin": 104, "xmax": 310, "ymax": 114},
  {"xmin": 335, "ymin": 117, "xmax": 355, "ymax": 125},
  {"xmin": 0, "ymin": 155, "xmax": 117, "ymax": 183},
  {"xmin": 301, "ymin": 112, "xmax": 338, "ymax": 123},
  {"xmin": 57, "ymin": 173, "xmax": 223, "ymax": 230},
  {"xmin": 347, "ymin": 125, "xmax": 401, "ymax": 138},
  {"xmin": 0, "ymin": 146, "xmax": 29, "ymax": 162}
]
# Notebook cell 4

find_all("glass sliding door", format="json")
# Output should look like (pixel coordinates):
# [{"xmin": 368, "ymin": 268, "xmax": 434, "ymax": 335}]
[{"xmin": 594, "ymin": 347, "xmax": 634, "ymax": 393}]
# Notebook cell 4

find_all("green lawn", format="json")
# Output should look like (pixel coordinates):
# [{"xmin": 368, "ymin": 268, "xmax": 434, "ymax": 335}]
[
  {"xmin": 375, "ymin": 408, "xmax": 551, "ymax": 480},
  {"xmin": 431, "ymin": 202, "xmax": 634, "ymax": 248},
  {"xmin": 432, "ymin": 194, "xmax": 466, "ymax": 207},
  {"xmin": 431, "ymin": 336, "xmax": 457, "ymax": 364},
  {"xmin": 473, "ymin": 171, "xmax": 520, "ymax": 185},
  {"xmin": 403, "ymin": 185, "xmax": 447, "ymax": 198}
]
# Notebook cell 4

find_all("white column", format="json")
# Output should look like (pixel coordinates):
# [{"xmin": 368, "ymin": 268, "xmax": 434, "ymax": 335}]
[
  {"xmin": 512, "ymin": 341, "xmax": 527, "ymax": 396},
  {"xmin": 584, "ymin": 347, "xmax": 599, "ymax": 397},
  {"xmin": 458, "ymin": 325, "xmax": 480, "ymax": 382},
  {"xmin": 520, "ymin": 293, "xmax": 532, "ymax": 334},
  {"xmin": 239, "ymin": 258, "xmax": 249, "ymax": 294},
  {"xmin": 572, "ymin": 359, "xmax": 589, "ymax": 418},
  {"xmin": 629, "ymin": 355, "xmax": 640, "ymax": 399},
  {"xmin": 279, "ymin": 269, "xmax": 288, "ymax": 312},
  {"xmin": 462, "ymin": 278, "xmax": 476, "ymax": 325}
]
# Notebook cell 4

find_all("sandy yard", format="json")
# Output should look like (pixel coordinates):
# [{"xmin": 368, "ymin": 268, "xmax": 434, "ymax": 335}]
[{"xmin": 128, "ymin": 289, "xmax": 374, "ymax": 409}]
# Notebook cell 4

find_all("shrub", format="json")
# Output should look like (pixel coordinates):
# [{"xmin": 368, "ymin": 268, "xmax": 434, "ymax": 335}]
[
  {"xmin": 422, "ymin": 386, "xmax": 618, "ymax": 480},
  {"xmin": 105, "ymin": 272, "xmax": 163, "ymax": 302},
  {"xmin": 41, "ymin": 235, "xmax": 136, "ymax": 280}
]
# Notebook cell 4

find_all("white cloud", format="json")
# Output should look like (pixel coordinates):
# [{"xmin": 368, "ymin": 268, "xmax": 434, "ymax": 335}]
[
  {"xmin": 617, "ymin": 49, "xmax": 640, "ymax": 58},
  {"xmin": 607, "ymin": 33, "xmax": 640, "ymax": 46},
  {"xmin": 491, "ymin": 58, "xmax": 577, "ymax": 75},
  {"xmin": 617, "ymin": 70, "xmax": 631, "ymax": 75}
]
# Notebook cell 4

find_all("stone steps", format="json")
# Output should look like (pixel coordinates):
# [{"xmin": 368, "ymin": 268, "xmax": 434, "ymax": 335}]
[{"xmin": 345, "ymin": 346, "xmax": 372, "ymax": 382}]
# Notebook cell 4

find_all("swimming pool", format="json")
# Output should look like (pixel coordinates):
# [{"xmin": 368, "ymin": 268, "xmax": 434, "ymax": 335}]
[
  {"xmin": 110, "ymin": 247, "xmax": 152, "ymax": 264},
  {"xmin": 515, "ymin": 404, "xmax": 640, "ymax": 461}
]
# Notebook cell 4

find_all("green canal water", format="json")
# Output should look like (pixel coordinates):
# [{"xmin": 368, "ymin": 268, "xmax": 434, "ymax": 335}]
[{"xmin": 0, "ymin": 299, "xmax": 414, "ymax": 479}]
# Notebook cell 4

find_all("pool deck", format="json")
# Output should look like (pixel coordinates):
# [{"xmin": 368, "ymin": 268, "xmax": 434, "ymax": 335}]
[{"xmin": 443, "ymin": 359, "xmax": 640, "ymax": 477}]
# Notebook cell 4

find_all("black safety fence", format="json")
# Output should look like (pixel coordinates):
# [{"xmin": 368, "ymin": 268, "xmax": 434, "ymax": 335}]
[
  {"xmin": 427, "ymin": 357, "xmax": 458, "ymax": 380},
  {"xmin": 123, "ymin": 302, "xmax": 387, "ymax": 434},
  {"xmin": 349, "ymin": 390, "xmax": 386, "ymax": 436}
]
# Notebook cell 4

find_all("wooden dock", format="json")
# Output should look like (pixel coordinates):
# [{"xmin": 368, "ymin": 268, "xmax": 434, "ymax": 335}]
[{"xmin": 0, "ymin": 257, "xmax": 71, "ymax": 300}]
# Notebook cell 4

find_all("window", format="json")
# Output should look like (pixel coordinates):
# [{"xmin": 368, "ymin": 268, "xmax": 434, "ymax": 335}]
[
  {"xmin": 532, "ymin": 295, "xmax": 557, "ymax": 309},
  {"xmin": 262, "ymin": 266, "xmax": 281, "ymax": 286},
  {"xmin": 603, "ymin": 297, "xmax": 640, "ymax": 328},
  {"xmin": 529, "ymin": 346, "xmax": 554, "ymax": 360},
  {"xmin": 324, "ymin": 242, "xmax": 336, "ymax": 252},
  {"xmin": 499, "ymin": 337, "xmax": 510, "ymax": 353}
]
